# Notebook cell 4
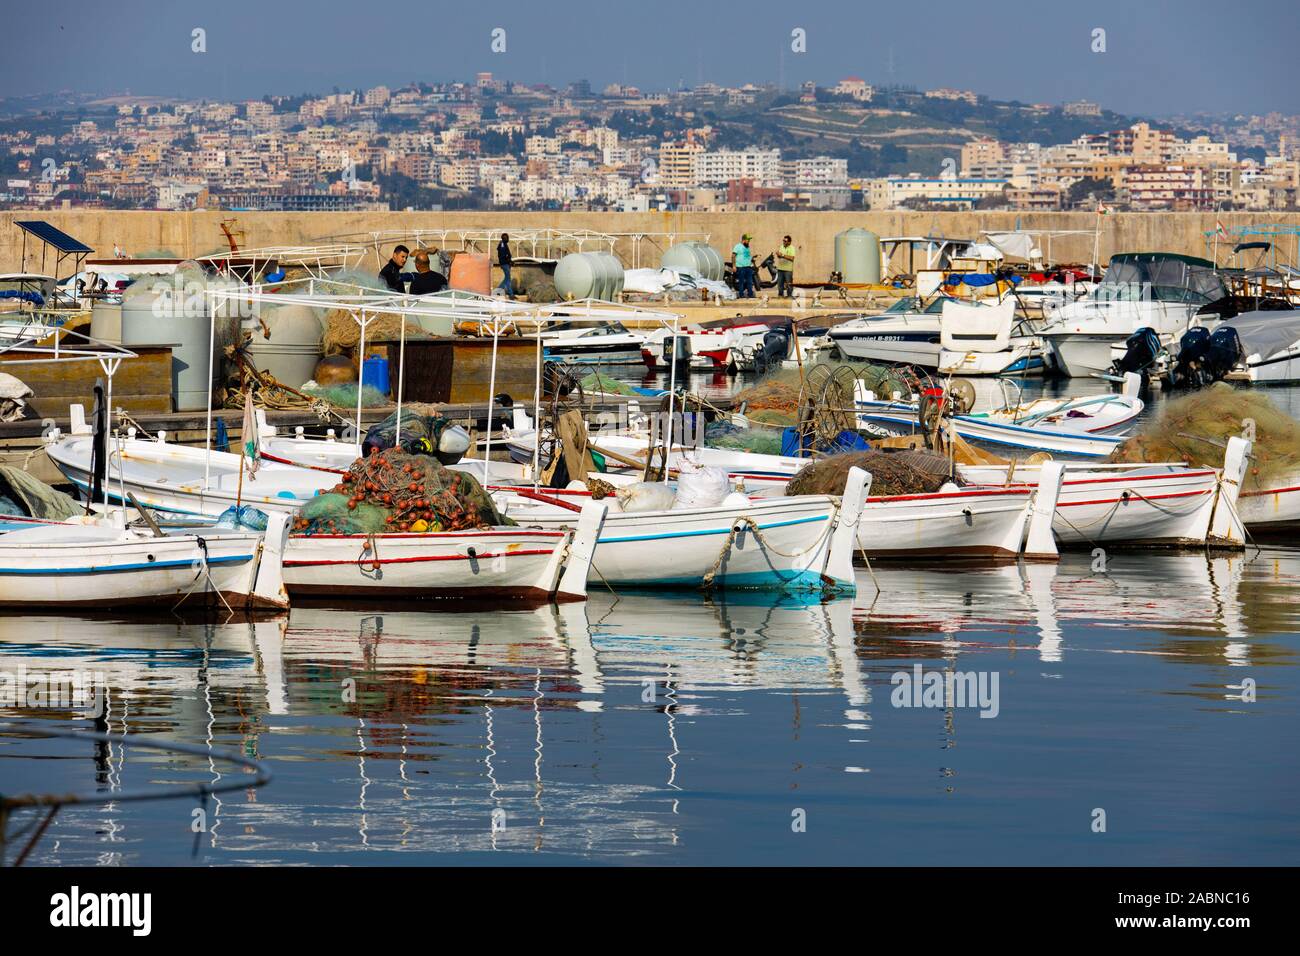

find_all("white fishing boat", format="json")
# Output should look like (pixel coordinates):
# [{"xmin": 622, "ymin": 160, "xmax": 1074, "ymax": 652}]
[
  {"xmin": 854, "ymin": 485, "xmax": 1044, "ymax": 559},
  {"xmin": 281, "ymin": 504, "xmax": 604, "ymax": 603},
  {"xmin": 0, "ymin": 514, "xmax": 290, "ymax": 609},
  {"xmin": 1039, "ymin": 252, "xmax": 1227, "ymax": 377},
  {"xmin": 853, "ymin": 375, "xmax": 1143, "ymax": 458},
  {"xmin": 45, "ymin": 412, "xmax": 334, "ymax": 518},
  {"xmin": 491, "ymin": 469, "xmax": 867, "ymax": 592},
  {"xmin": 957, "ymin": 439, "xmax": 1251, "ymax": 548}
]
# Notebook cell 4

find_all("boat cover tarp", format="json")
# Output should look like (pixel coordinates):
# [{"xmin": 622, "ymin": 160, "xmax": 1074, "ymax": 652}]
[
  {"xmin": 0, "ymin": 289, "xmax": 44, "ymax": 306},
  {"xmin": 0, "ymin": 465, "xmax": 83, "ymax": 520},
  {"xmin": 1219, "ymin": 309, "xmax": 1300, "ymax": 360}
]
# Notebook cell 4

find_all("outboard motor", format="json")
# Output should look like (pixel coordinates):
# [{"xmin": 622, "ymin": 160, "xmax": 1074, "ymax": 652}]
[
  {"xmin": 753, "ymin": 328, "xmax": 791, "ymax": 374},
  {"xmin": 1204, "ymin": 326, "xmax": 1244, "ymax": 383},
  {"xmin": 1171, "ymin": 326, "xmax": 1214, "ymax": 389},
  {"xmin": 1112, "ymin": 326, "xmax": 1162, "ymax": 376}
]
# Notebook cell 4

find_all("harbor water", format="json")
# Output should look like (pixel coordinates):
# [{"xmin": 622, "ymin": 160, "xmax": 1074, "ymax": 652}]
[{"xmin": 2, "ymin": 370, "xmax": 1298, "ymax": 866}]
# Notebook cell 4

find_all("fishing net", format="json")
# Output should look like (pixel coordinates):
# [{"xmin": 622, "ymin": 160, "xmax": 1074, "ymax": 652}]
[
  {"xmin": 301, "ymin": 382, "xmax": 391, "ymax": 409},
  {"xmin": 580, "ymin": 372, "xmax": 641, "ymax": 397},
  {"xmin": 292, "ymin": 449, "xmax": 514, "ymax": 535},
  {"xmin": 704, "ymin": 420, "xmax": 785, "ymax": 456},
  {"xmin": 1106, "ymin": 383, "xmax": 1300, "ymax": 487},
  {"xmin": 786, "ymin": 449, "xmax": 957, "ymax": 498},
  {"xmin": 733, "ymin": 369, "xmax": 802, "ymax": 424},
  {"xmin": 0, "ymin": 466, "xmax": 82, "ymax": 520},
  {"xmin": 322, "ymin": 309, "xmax": 414, "ymax": 355},
  {"xmin": 361, "ymin": 405, "xmax": 457, "ymax": 455}
]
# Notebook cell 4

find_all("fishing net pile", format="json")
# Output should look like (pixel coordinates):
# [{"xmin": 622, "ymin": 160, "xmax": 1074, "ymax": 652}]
[
  {"xmin": 732, "ymin": 369, "xmax": 802, "ymax": 426},
  {"xmin": 786, "ymin": 449, "xmax": 957, "ymax": 498},
  {"xmin": 362, "ymin": 405, "xmax": 459, "ymax": 456},
  {"xmin": 300, "ymin": 382, "xmax": 391, "ymax": 408},
  {"xmin": 322, "ymin": 309, "xmax": 415, "ymax": 355},
  {"xmin": 1106, "ymin": 383, "xmax": 1300, "ymax": 486},
  {"xmin": 0, "ymin": 466, "xmax": 82, "ymax": 520},
  {"xmin": 704, "ymin": 419, "xmax": 785, "ymax": 456},
  {"xmin": 580, "ymin": 372, "xmax": 642, "ymax": 397},
  {"xmin": 292, "ymin": 449, "xmax": 513, "ymax": 535}
]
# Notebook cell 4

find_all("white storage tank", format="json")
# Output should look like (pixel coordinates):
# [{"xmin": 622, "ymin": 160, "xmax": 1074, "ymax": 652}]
[
  {"xmin": 661, "ymin": 241, "xmax": 724, "ymax": 281},
  {"xmin": 834, "ymin": 228, "xmax": 882, "ymax": 285},
  {"xmin": 119, "ymin": 268, "xmax": 240, "ymax": 412},
  {"xmin": 554, "ymin": 252, "xmax": 625, "ymax": 301},
  {"xmin": 244, "ymin": 302, "xmax": 326, "ymax": 390}
]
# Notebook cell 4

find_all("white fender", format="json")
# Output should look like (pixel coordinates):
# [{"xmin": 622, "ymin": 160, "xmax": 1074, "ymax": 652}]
[
  {"xmin": 1024, "ymin": 461, "xmax": 1065, "ymax": 560},
  {"xmin": 1122, "ymin": 371, "xmax": 1142, "ymax": 399},
  {"xmin": 557, "ymin": 502, "xmax": 607, "ymax": 600}
]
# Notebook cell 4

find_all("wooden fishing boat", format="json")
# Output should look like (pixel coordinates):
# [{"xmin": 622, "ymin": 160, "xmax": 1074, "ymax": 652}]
[
  {"xmin": 281, "ymin": 504, "xmax": 604, "ymax": 603},
  {"xmin": 490, "ymin": 469, "xmax": 868, "ymax": 592},
  {"xmin": 0, "ymin": 514, "xmax": 290, "ymax": 609}
]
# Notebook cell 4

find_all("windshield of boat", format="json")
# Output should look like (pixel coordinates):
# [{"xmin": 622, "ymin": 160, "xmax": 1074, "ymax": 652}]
[
  {"xmin": 882, "ymin": 296, "xmax": 950, "ymax": 315},
  {"xmin": 1097, "ymin": 255, "xmax": 1227, "ymax": 305}
]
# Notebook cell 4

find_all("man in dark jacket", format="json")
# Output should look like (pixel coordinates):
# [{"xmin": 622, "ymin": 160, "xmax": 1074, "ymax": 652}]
[
  {"xmin": 495, "ymin": 233, "xmax": 514, "ymax": 299},
  {"xmin": 379, "ymin": 244, "xmax": 410, "ymax": 292},
  {"xmin": 408, "ymin": 250, "xmax": 448, "ymax": 295}
]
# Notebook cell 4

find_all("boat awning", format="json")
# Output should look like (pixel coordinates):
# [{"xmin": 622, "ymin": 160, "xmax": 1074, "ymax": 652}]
[{"xmin": 14, "ymin": 220, "xmax": 93, "ymax": 254}]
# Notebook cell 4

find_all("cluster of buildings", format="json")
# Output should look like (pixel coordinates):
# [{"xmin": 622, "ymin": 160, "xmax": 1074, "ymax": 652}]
[
  {"xmin": 869, "ymin": 121, "xmax": 1300, "ymax": 212},
  {"xmin": 1, "ymin": 74, "xmax": 1297, "ymax": 214}
]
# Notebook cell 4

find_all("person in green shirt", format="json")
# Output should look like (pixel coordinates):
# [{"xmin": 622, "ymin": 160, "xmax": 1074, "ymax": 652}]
[
  {"xmin": 776, "ymin": 235, "xmax": 796, "ymax": 297},
  {"xmin": 732, "ymin": 233, "xmax": 755, "ymax": 298}
]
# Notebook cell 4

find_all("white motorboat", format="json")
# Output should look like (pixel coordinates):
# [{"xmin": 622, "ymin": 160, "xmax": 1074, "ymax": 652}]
[
  {"xmin": 0, "ymin": 514, "xmax": 290, "ymax": 609},
  {"xmin": 827, "ymin": 294, "xmax": 1047, "ymax": 375},
  {"xmin": 536, "ymin": 320, "xmax": 646, "ymax": 365},
  {"xmin": 1210, "ymin": 308, "xmax": 1300, "ymax": 385},
  {"xmin": 641, "ymin": 315, "xmax": 793, "ymax": 372},
  {"xmin": 1040, "ymin": 252, "xmax": 1227, "ymax": 377}
]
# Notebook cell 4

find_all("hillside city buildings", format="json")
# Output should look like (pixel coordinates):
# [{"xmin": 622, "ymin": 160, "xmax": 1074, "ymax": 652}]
[{"xmin": 2, "ymin": 75, "xmax": 1297, "ymax": 214}]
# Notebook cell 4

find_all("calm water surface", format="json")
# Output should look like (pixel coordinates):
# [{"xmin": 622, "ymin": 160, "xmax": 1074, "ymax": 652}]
[{"xmin": 2, "ymin": 550, "xmax": 1297, "ymax": 866}]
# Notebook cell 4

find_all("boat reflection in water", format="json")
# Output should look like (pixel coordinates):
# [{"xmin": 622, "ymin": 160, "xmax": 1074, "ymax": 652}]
[{"xmin": 1, "ymin": 548, "xmax": 1296, "ymax": 865}]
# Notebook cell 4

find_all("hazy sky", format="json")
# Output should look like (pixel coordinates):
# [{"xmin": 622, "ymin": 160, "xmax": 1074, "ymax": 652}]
[{"xmin": 4, "ymin": 0, "xmax": 1297, "ymax": 116}]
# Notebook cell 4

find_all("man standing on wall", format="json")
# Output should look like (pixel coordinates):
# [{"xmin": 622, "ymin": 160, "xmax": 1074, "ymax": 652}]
[
  {"xmin": 379, "ymin": 244, "xmax": 410, "ymax": 292},
  {"xmin": 776, "ymin": 235, "xmax": 796, "ymax": 298},
  {"xmin": 496, "ymin": 233, "xmax": 515, "ymax": 299},
  {"xmin": 732, "ymin": 233, "xmax": 754, "ymax": 299}
]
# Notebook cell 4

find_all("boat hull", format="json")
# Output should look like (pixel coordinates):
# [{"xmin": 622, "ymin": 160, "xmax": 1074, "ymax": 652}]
[{"xmin": 282, "ymin": 528, "xmax": 575, "ymax": 602}]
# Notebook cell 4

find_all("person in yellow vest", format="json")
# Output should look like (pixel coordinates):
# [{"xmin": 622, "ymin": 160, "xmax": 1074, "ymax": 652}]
[{"xmin": 776, "ymin": 235, "xmax": 796, "ymax": 297}]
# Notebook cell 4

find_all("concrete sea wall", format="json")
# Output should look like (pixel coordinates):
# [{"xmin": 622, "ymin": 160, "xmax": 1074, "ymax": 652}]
[{"xmin": 5, "ymin": 209, "xmax": 1300, "ymax": 279}]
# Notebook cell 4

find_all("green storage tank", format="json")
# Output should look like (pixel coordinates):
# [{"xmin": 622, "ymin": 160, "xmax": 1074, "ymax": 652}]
[{"xmin": 834, "ymin": 228, "xmax": 882, "ymax": 284}]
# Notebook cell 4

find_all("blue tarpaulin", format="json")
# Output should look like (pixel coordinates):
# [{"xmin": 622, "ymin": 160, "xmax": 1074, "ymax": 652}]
[
  {"xmin": 0, "ymin": 289, "xmax": 44, "ymax": 306},
  {"xmin": 944, "ymin": 273, "xmax": 1021, "ymax": 287}
]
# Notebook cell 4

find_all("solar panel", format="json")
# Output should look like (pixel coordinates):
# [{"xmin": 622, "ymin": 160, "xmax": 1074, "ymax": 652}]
[{"xmin": 14, "ymin": 220, "xmax": 94, "ymax": 254}]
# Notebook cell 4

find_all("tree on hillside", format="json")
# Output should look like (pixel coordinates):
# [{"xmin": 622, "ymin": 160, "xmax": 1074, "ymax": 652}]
[{"xmin": 1067, "ymin": 176, "xmax": 1115, "ymax": 207}]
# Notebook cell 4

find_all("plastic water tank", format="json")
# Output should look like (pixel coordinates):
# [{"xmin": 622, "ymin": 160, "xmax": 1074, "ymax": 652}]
[
  {"xmin": 554, "ymin": 252, "xmax": 625, "ymax": 301},
  {"xmin": 835, "ymin": 228, "xmax": 882, "ymax": 284},
  {"xmin": 450, "ymin": 252, "xmax": 491, "ymax": 294},
  {"xmin": 245, "ymin": 303, "xmax": 325, "ymax": 391},
  {"xmin": 120, "ymin": 275, "xmax": 239, "ymax": 412},
  {"xmin": 661, "ymin": 241, "xmax": 724, "ymax": 281}
]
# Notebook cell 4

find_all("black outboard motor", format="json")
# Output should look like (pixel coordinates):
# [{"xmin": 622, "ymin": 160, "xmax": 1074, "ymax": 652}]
[
  {"xmin": 1171, "ymin": 326, "xmax": 1214, "ymax": 389},
  {"xmin": 1204, "ymin": 326, "xmax": 1244, "ymax": 382},
  {"xmin": 752, "ymin": 328, "xmax": 791, "ymax": 374},
  {"xmin": 1113, "ymin": 326, "xmax": 1162, "ymax": 376}
]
